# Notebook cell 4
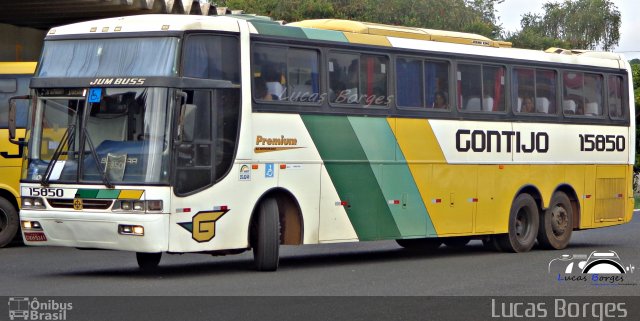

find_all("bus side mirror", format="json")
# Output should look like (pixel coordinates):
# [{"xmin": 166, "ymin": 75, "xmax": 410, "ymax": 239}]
[{"xmin": 8, "ymin": 95, "xmax": 29, "ymax": 145}]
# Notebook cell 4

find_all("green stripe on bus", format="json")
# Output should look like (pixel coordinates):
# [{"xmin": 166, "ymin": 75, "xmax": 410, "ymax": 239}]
[
  {"xmin": 251, "ymin": 21, "xmax": 309, "ymax": 39},
  {"xmin": 300, "ymin": 28, "xmax": 348, "ymax": 42},
  {"xmin": 301, "ymin": 115, "xmax": 400, "ymax": 240},
  {"xmin": 96, "ymin": 189, "xmax": 120, "ymax": 199},
  {"xmin": 75, "ymin": 189, "xmax": 99, "ymax": 198},
  {"xmin": 348, "ymin": 117, "xmax": 436, "ymax": 237}
]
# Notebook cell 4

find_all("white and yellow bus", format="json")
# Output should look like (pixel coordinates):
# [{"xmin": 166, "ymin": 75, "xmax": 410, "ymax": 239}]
[
  {"xmin": 0, "ymin": 61, "xmax": 36, "ymax": 247},
  {"xmin": 12, "ymin": 14, "xmax": 634, "ymax": 271}
]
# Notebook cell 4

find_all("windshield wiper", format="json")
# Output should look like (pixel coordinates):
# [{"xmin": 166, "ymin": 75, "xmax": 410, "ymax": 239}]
[
  {"xmin": 41, "ymin": 124, "xmax": 76, "ymax": 187},
  {"xmin": 82, "ymin": 127, "xmax": 114, "ymax": 189}
]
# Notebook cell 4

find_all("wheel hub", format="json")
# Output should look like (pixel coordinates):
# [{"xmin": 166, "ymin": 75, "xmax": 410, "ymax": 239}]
[
  {"xmin": 551, "ymin": 206, "xmax": 568, "ymax": 236},
  {"xmin": 515, "ymin": 209, "xmax": 529, "ymax": 240}
]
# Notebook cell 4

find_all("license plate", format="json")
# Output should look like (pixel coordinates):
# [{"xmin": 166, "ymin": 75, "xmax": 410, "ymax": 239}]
[{"xmin": 24, "ymin": 232, "xmax": 47, "ymax": 242}]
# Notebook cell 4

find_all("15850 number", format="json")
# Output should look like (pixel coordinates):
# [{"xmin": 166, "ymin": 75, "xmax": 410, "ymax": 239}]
[
  {"xmin": 25, "ymin": 187, "xmax": 64, "ymax": 197},
  {"xmin": 579, "ymin": 134, "xmax": 625, "ymax": 152}
]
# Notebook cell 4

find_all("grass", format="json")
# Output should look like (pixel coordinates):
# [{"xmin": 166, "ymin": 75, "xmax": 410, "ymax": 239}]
[{"xmin": 635, "ymin": 195, "xmax": 640, "ymax": 209}]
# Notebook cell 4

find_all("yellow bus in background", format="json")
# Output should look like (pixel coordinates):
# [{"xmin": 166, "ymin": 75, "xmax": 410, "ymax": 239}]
[{"xmin": 0, "ymin": 62, "xmax": 36, "ymax": 247}]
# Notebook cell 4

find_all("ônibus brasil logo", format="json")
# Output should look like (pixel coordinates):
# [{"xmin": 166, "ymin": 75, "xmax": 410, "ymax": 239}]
[
  {"xmin": 7, "ymin": 297, "xmax": 73, "ymax": 321},
  {"xmin": 549, "ymin": 251, "xmax": 636, "ymax": 287}
]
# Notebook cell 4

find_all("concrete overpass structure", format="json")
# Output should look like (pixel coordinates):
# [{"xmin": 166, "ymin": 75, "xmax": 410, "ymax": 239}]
[{"xmin": 0, "ymin": 0, "xmax": 223, "ymax": 61}]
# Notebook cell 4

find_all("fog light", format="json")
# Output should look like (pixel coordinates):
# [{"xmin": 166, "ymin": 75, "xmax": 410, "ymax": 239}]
[
  {"xmin": 21, "ymin": 221, "xmax": 42, "ymax": 230},
  {"xmin": 118, "ymin": 224, "xmax": 144, "ymax": 236},
  {"xmin": 132, "ymin": 226, "xmax": 144, "ymax": 235},
  {"xmin": 133, "ymin": 201, "xmax": 145, "ymax": 211}
]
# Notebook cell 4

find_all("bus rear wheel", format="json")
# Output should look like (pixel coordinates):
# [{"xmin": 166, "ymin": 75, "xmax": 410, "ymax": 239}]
[
  {"xmin": 538, "ymin": 191, "xmax": 573, "ymax": 250},
  {"xmin": 251, "ymin": 198, "xmax": 280, "ymax": 271},
  {"xmin": 396, "ymin": 238, "xmax": 441, "ymax": 251},
  {"xmin": 0, "ymin": 197, "xmax": 19, "ymax": 248},
  {"xmin": 497, "ymin": 193, "xmax": 539, "ymax": 253},
  {"xmin": 136, "ymin": 252, "xmax": 162, "ymax": 272}
]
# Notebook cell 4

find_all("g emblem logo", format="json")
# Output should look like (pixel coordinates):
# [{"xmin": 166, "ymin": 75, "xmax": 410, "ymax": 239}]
[
  {"xmin": 73, "ymin": 198, "xmax": 83, "ymax": 210},
  {"xmin": 178, "ymin": 210, "xmax": 229, "ymax": 243}
]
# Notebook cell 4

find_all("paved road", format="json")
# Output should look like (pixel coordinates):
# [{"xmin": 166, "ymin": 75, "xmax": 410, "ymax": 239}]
[{"xmin": 1, "ymin": 212, "xmax": 638, "ymax": 296}]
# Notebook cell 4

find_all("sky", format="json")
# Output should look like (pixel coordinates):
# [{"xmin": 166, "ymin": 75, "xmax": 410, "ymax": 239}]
[{"xmin": 496, "ymin": 0, "xmax": 640, "ymax": 60}]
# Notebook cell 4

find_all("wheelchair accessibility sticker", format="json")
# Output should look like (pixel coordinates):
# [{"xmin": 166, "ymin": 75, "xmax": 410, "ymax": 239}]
[
  {"xmin": 548, "ymin": 251, "xmax": 636, "ymax": 286},
  {"xmin": 265, "ymin": 163, "xmax": 274, "ymax": 178}
]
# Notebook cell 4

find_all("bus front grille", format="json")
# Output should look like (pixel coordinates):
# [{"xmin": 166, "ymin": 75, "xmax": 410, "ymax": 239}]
[{"xmin": 47, "ymin": 199, "xmax": 113, "ymax": 210}]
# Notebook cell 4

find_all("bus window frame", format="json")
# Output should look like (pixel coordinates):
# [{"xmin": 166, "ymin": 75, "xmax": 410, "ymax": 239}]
[
  {"xmin": 561, "ymin": 70, "xmax": 607, "ymax": 121},
  {"xmin": 455, "ymin": 60, "xmax": 509, "ymax": 116},
  {"xmin": 327, "ymin": 49, "xmax": 392, "ymax": 110},
  {"xmin": 394, "ymin": 55, "xmax": 455, "ymax": 114},
  {"xmin": 250, "ymin": 42, "xmax": 323, "ymax": 107},
  {"xmin": 510, "ymin": 65, "xmax": 560, "ymax": 119}
]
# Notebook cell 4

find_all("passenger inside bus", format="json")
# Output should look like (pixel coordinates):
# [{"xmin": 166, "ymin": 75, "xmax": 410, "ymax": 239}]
[
  {"xmin": 433, "ymin": 91, "xmax": 448, "ymax": 109},
  {"xmin": 521, "ymin": 96, "xmax": 535, "ymax": 113}
]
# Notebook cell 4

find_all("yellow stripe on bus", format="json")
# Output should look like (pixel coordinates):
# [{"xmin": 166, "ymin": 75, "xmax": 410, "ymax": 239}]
[{"xmin": 118, "ymin": 190, "xmax": 144, "ymax": 200}]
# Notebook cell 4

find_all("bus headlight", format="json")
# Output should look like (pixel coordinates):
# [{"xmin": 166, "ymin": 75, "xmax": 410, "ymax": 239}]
[
  {"xmin": 22, "ymin": 197, "xmax": 46, "ymax": 209},
  {"xmin": 113, "ymin": 200, "xmax": 163, "ymax": 213}
]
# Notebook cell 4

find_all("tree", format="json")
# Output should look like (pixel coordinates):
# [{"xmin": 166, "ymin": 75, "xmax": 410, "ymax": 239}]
[{"xmin": 506, "ymin": 0, "xmax": 620, "ymax": 50}]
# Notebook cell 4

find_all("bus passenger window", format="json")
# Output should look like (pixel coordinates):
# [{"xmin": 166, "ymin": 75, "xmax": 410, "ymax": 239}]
[
  {"xmin": 608, "ymin": 75, "xmax": 625, "ymax": 119},
  {"xmin": 252, "ymin": 45, "xmax": 320, "ymax": 103},
  {"xmin": 329, "ymin": 53, "xmax": 359, "ymax": 104},
  {"xmin": 253, "ymin": 45, "xmax": 286, "ymax": 101},
  {"xmin": 563, "ymin": 71, "xmax": 603, "ymax": 117},
  {"xmin": 396, "ymin": 58, "xmax": 423, "ymax": 108},
  {"xmin": 183, "ymin": 35, "xmax": 239, "ymax": 83},
  {"xmin": 584, "ymin": 73, "xmax": 603, "ymax": 116},
  {"xmin": 513, "ymin": 68, "xmax": 556, "ymax": 114},
  {"xmin": 329, "ymin": 52, "xmax": 388, "ymax": 106},
  {"xmin": 425, "ymin": 61, "xmax": 450, "ymax": 110}
]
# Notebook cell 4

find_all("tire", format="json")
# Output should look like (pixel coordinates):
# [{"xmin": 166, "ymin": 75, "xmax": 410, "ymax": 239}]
[
  {"xmin": 497, "ymin": 193, "xmax": 540, "ymax": 253},
  {"xmin": 252, "ymin": 198, "xmax": 280, "ymax": 271},
  {"xmin": 136, "ymin": 252, "xmax": 162, "ymax": 272},
  {"xmin": 443, "ymin": 236, "xmax": 470, "ymax": 249},
  {"xmin": 538, "ymin": 191, "xmax": 573, "ymax": 250},
  {"xmin": 0, "ymin": 197, "xmax": 19, "ymax": 248},
  {"xmin": 396, "ymin": 238, "xmax": 441, "ymax": 251}
]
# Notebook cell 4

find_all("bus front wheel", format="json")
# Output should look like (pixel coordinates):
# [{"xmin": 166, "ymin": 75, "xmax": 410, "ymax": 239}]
[
  {"xmin": 538, "ymin": 191, "xmax": 573, "ymax": 250},
  {"xmin": 251, "ymin": 198, "xmax": 280, "ymax": 271},
  {"xmin": 0, "ymin": 197, "xmax": 19, "ymax": 248},
  {"xmin": 136, "ymin": 252, "xmax": 162, "ymax": 272},
  {"xmin": 497, "ymin": 193, "xmax": 539, "ymax": 253}
]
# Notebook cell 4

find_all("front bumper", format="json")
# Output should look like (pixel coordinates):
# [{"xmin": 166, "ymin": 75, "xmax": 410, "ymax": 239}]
[{"xmin": 20, "ymin": 210, "xmax": 169, "ymax": 253}]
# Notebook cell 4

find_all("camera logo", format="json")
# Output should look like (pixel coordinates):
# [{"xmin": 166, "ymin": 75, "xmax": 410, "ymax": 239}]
[{"xmin": 549, "ymin": 251, "xmax": 636, "ymax": 286}]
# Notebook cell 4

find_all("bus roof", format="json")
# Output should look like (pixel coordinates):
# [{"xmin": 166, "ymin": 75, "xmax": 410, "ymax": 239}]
[
  {"xmin": 44, "ymin": 14, "xmax": 626, "ymax": 70},
  {"xmin": 0, "ymin": 62, "xmax": 37, "ymax": 75},
  {"xmin": 288, "ymin": 19, "xmax": 513, "ymax": 48}
]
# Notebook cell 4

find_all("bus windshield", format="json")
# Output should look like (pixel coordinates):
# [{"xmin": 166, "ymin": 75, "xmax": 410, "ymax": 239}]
[
  {"xmin": 37, "ymin": 37, "xmax": 180, "ymax": 78},
  {"xmin": 24, "ymin": 88, "xmax": 173, "ymax": 185}
]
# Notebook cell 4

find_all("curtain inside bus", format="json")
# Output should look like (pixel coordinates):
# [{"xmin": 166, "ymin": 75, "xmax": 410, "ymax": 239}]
[{"xmin": 37, "ymin": 38, "xmax": 180, "ymax": 77}]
